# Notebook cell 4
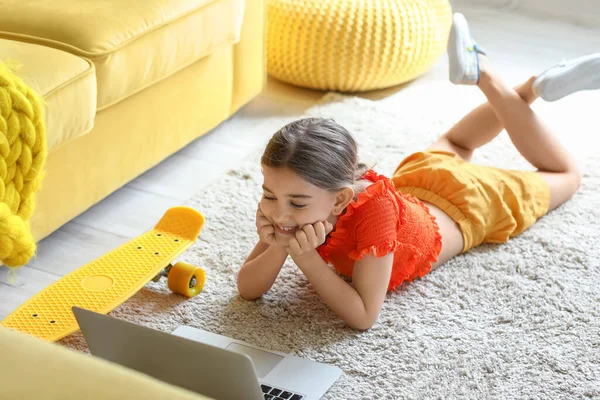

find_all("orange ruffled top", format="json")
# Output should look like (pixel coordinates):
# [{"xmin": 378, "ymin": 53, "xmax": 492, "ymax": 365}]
[{"xmin": 317, "ymin": 170, "xmax": 442, "ymax": 291}]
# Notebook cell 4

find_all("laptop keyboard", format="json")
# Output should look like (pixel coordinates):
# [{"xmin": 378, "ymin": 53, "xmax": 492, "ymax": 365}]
[{"xmin": 261, "ymin": 384, "xmax": 304, "ymax": 400}]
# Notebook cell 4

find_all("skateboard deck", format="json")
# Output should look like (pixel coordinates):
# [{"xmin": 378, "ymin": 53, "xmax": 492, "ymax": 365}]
[{"xmin": 1, "ymin": 206, "xmax": 205, "ymax": 342}]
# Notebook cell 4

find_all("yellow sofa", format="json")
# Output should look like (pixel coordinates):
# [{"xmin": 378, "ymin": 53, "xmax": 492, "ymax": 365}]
[
  {"xmin": 0, "ymin": 0, "xmax": 263, "ymax": 397},
  {"xmin": 0, "ymin": 0, "xmax": 265, "ymax": 243},
  {"xmin": 0, "ymin": 326, "xmax": 213, "ymax": 399}
]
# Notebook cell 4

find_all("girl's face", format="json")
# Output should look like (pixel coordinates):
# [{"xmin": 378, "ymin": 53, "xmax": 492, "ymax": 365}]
[{"xmin": 260, "ymin": 165, "xmax": 348, "ymax": 247}]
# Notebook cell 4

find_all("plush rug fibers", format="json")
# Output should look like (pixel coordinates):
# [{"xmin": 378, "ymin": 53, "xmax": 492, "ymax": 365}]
[{"xmin": 61, "ymin": 83, "xmax": 599, "ymax": 399}]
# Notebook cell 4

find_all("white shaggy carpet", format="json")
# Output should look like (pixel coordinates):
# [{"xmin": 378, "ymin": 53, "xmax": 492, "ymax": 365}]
[{"xmin": 62, "ymin": 83, "xmax": 600, "ymax": 399}]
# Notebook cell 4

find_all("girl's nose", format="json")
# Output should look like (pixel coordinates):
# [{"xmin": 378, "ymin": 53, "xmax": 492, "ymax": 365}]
[{"xmin": 273, "ymin": 209, "xmax": 291, "ymax": 225}]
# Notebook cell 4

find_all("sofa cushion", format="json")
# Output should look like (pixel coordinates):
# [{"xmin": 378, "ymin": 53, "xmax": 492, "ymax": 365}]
[
  {"xmin": 0, "ymin": 39, "xmax": 96, "ymax": 152},
  {"xmin": 0, "ymin": 0, "xmax": 245, "ymax": 110},
  {"xmin": 0, "ymin": 327, "xmax": 212, "ymax": 399}
]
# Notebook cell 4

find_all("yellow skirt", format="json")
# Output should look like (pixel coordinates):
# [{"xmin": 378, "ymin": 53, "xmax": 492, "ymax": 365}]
[{"xmin": 392, "ymin": 150, "xmax": 551, "ymax": 252}]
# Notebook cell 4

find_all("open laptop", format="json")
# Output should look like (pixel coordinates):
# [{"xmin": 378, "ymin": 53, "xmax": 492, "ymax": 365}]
[{"xmin": 72, "ymin": 307, "xmax": 342, "ymax": 400}]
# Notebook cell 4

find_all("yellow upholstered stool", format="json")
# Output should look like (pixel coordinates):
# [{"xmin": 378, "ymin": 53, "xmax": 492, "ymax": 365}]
[{"xmin": 267, "ymin": 0, "xmax": 453, "ymax": 92}]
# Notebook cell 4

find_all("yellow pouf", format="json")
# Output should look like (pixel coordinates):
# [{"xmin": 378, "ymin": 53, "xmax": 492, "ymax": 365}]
[
  {"xmin": 0, "ymin": 61, "xmax": 47, "ymax": 267},
  {"xmin": 267, "ymin": 0, "xmax": 453, "ymax": 92}
]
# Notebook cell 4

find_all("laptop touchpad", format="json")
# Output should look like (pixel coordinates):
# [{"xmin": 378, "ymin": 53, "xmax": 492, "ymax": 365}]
[{"xmin": 226, "ymin": 342, "xmax": 284, "ymax": 378}]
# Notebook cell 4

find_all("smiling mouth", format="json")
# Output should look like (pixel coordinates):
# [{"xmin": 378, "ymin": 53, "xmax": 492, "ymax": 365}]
[{"xmin": 275, "ymin": 224, "xmax": 298, "ymax": 235}]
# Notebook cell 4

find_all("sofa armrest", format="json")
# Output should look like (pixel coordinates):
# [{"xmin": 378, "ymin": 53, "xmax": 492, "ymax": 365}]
[
  {"xmin": 0, "ymin": 327, "xmax": 213, "ymax": 400},
  {"xmin": 231, "ymin": 0, "xmax": 266, "ymax": 113}
]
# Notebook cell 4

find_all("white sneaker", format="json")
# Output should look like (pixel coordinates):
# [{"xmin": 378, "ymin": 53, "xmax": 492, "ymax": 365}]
[
  {"xmin": 533, "ymin": 53, "xmax": 600, "ymax": 102},
  {"xmin": 448, "ymin": 13, "xmax": 487, "ymax": 85}
]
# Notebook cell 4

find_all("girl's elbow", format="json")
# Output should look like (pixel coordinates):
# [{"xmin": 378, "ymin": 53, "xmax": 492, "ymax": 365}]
[
  {"xmin": 236, "ymin": 272, "xmax": 262, "ymax": 301},
  {"xmin": 350, "ymin": 322, "xmax": 372, "ymax": 331},
  {"xmin": 239, "ymin": 291, "xmax": 261, "ymax": 301},
  {"xmin": 348, "ymin": 314, "xmax": 378, "ymax": 331},
  {"xmin": 236, "ymin": 271, "xmax": 253, "ymax": 300},
  {"xmin": 237, "ymin": 284, "xmax": 261, "ymax": 301}
]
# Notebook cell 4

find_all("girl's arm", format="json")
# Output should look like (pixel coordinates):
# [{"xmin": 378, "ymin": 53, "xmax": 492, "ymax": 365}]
[
  {"xmin": 237, "ymin": 241, "xmax": 289, "ymax": 300},
  {"xmin": 291, "ymin": 250, "xmax": 393, "ymax": 330},
  {"xmin": 237, "ymin": 205, "xmax": 289, "ymax": 300}
]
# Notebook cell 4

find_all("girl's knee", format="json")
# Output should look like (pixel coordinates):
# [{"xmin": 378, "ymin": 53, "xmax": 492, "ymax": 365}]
[
  {"xmin": 538, "ymin": 170, "xmax": 581, "ymax": 211},
  {"xmin": 571, "ymin": 167, "xmax": 582, "ymax": 191},
  {"xmin": 563, "ymin": 165, "xmax": 582, "ymax": 196},
  {"xmin": 428, "ymin": 133, "xmax": 473, "ymax": 161}
]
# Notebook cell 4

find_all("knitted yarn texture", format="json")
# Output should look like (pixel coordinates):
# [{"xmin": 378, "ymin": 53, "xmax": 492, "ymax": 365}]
[
  {"xmin": 0, "ymin": 61, "xmax": 47, "ymax": 268},
  {"xmin": 267, "ymin": 0, "xmax": 453, "ymax": 91}
]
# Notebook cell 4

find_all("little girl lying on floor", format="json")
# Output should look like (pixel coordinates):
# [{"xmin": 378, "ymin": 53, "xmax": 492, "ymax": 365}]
[{"xmin": 237, "ymin": 13, "xmax": 597, "ymax": 329}]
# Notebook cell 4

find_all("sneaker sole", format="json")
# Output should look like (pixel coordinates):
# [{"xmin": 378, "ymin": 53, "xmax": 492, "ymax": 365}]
[{"xmin": 535, "ymin": 54, "xmax": 600, "ymax": 102}]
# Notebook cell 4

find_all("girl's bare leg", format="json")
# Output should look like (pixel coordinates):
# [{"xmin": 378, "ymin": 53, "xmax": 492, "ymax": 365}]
[
  {"xmin": 430, "ymin": 12, "xmax": 588, "ymax": 211},
  {"xmin": 475, "ymin": 58, "xmax": 581, "ymax": 210},
  {"xmin": 429, "ymin": 77, "xmax": 538, "ymax": 161}
]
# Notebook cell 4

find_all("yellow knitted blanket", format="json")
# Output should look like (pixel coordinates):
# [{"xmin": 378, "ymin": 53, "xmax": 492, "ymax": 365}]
[{"xmin": 0, "ymin": 61, "xmax": 47, "ymax": 268}]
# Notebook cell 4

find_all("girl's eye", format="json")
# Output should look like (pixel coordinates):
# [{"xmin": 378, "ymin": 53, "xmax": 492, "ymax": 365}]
[
  {"xmin": 263, "ymin": 195, "xmax": 276, "ymax": 200},
  {"xmin": 290, "ymin": 203, "xmax": 307, "ymax": 209}
]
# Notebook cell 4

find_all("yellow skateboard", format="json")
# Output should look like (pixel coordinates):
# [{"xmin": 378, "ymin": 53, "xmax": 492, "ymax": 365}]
[{"xmin": 1, "ymin": 206, "xmax": 206, "ymax": 342}]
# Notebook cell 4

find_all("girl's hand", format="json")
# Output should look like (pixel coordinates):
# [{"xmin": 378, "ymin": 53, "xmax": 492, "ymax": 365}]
[
  {"xmin": 287, "ymin": 221, "xmax": 333, "ymax": 259},
  {"xmin": 256, "ymin": 204, "xmax": 280, "ymax": 247}
]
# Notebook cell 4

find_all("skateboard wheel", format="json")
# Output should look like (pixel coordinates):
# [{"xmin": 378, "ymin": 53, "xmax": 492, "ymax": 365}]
[{"xmin": 168, "ymin": 262, "xmax": 205, "ymax": 298}]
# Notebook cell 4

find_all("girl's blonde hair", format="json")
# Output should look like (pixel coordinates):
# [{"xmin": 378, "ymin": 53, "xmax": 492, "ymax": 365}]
[{"xmin": 261, "ymin": 117, "xmax": 368, "ymax": 191}]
